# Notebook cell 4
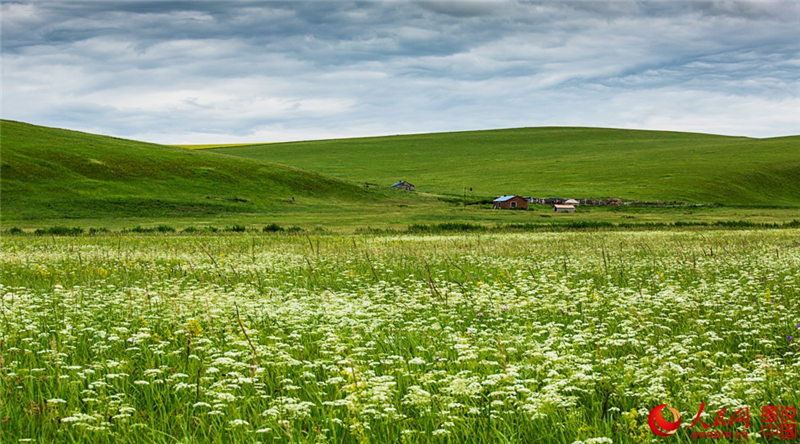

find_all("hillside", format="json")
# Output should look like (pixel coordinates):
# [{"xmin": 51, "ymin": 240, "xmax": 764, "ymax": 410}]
[
  {"xmin": 0, "ymin": 120, "xmax": 378, "ymax": 221},
  {"xmin": 205, "ymin": 127, "xmax": 800, "ymax": 207}
]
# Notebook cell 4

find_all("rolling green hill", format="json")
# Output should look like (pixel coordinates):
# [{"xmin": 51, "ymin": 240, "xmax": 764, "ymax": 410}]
[
  {"xmin": 0, "ymin": 120, "xmax": 379, "ymax": 221},
  {"xmin": 205, "ymin": 127, "xmax": 800, "ymax": 207},
  {"xmin": 3, "ymin": 121, "xmax": 799, "ymax": 229}
]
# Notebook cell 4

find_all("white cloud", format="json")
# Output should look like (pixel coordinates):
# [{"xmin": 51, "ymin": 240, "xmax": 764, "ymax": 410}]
[{"xmin": 1, "ymin": 1, "xmax": 799, "ymax": 143}]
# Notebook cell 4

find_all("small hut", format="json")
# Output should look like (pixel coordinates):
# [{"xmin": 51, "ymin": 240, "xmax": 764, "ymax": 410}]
[
  {"xmin": 553, "ymin": 204, "xmax": 575, "ymax": 213},
  {"xmin": 564, "ymin": 198, "xmax": 579, "ymax": 205},
  {"xmin": 493, "ymin": 195, "xmax": 528, "ymax": 209},
  {"xmin": 391, "ymin": 181, "xmax": 415, "ymax": 191}
]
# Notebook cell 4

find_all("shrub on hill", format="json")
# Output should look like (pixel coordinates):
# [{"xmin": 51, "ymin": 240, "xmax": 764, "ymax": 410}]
[
  {"xmin": 263, "ymin": 223, "xmax": 284, "ymax": 232},
  {"xmin": 33, "ymin": 226, "xmax": 84, "ymax": 236}
]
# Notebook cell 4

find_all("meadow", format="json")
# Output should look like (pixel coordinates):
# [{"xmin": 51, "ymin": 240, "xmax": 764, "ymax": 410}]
[
  {"xmin": 205, "ymin": 128, "xmax": 800, "ymax": 207},
  {"xmin": 4, "ymin": 121, "xmax": 800, "ymax": 236},
  {"xmin": 2, "ymin": 229, "xmax": 798, "ymax": 443},
  {"xmin": 0, "ymin": 120, "xmax": 387, "ymax": 222}
]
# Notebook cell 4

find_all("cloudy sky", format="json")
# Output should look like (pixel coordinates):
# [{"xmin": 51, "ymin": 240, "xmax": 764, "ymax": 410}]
[{"xmin": 2, "ymin": 1, "xmax": 799, "ymax": 143}]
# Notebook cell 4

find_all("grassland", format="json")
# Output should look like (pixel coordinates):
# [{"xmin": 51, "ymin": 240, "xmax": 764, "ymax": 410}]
[
  {"xmin": 2, "ymin": 121, "xmax": 799, "ymax": 232},
  {"xmin": 1, "ymin": 230, "xmax": 798, "ymax": 442},
  {"xmin": 176, "ymin": 143, "xmax": 258, "ymax": 150},
  {"xmin": 0, "ymin": 120, "xmax": 404, "ymax": 222},
  {"xmin": 2, "ymin": 120, "xmax": 799, "ymax": 443},
  {"xmin": 206, "ymin": 127, "xmax": 800, "ymax": 207}
]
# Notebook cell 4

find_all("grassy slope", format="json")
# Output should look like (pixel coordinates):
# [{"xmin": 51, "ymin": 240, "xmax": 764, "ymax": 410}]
[
  {"xmin": 207, "ymin": 127, "xmax": 800, "ymax": 207},
  {"xmin": 0, "ymin": 120, "xmax": 386, "ymax": 221},
  {"xmin": 3, "ymin": 121, "xmax": 798, "ymax": 229}
]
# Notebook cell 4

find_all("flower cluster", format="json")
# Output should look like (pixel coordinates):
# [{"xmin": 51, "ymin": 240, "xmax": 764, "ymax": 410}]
[{"xmin": 1, "ymin": 230, "xmax": 798, "ymax": 442}]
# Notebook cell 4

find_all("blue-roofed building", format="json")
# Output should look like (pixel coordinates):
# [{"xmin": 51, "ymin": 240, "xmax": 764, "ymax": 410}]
[
  {"xmin": 493, "ymin": 195, "xmax": 528, "ymax": 209},
  {"xmin": 390, "ymin": 180, "xmax": 415, "ymax": 191}
]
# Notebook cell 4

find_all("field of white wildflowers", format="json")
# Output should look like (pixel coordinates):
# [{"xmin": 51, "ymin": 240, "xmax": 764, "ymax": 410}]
[{"xmin": 1, "ymin": 230, "xmax": 798, "ymax": 443}]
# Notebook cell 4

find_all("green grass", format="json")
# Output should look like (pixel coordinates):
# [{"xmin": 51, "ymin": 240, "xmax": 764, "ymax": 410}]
[
  {"xmin": 2, "ymin": 230, "xmax": 798, "ymax": 442},
  {"xmin": 0, "ymin": 120, "xmax": 400, "ymax": 222},
  {"xmin": 3, "ymin": 121, "xmax": 799, "ymax": 230},
  {"xmin": 174, "ymin": 143, "xmax": 258, "ymax": 150},
  {"xmin": 206, "ymin": 127, "xmax": 800, "ymax": 207},
  {"xmin": 2, "ymin": 121, "xmax": 799, "ymax": 443}
]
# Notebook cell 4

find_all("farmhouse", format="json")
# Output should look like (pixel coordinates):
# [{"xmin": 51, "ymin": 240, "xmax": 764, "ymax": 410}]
[
  {"xmin": 493, "ymin": 195, "xmax": 528, "ymax": 209},
  {"xmin": 553, "ymin": 204, "xmax": 575, "ymax": 213},
  {"xmin": 391, "ymin": 180, "xmax": 415, "ymax": 191}
]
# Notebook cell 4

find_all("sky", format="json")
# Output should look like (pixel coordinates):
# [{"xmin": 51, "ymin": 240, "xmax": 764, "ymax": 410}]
[{"xmin": 2, "ymin": 1, "xmax": 799, "ymax": 144}]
